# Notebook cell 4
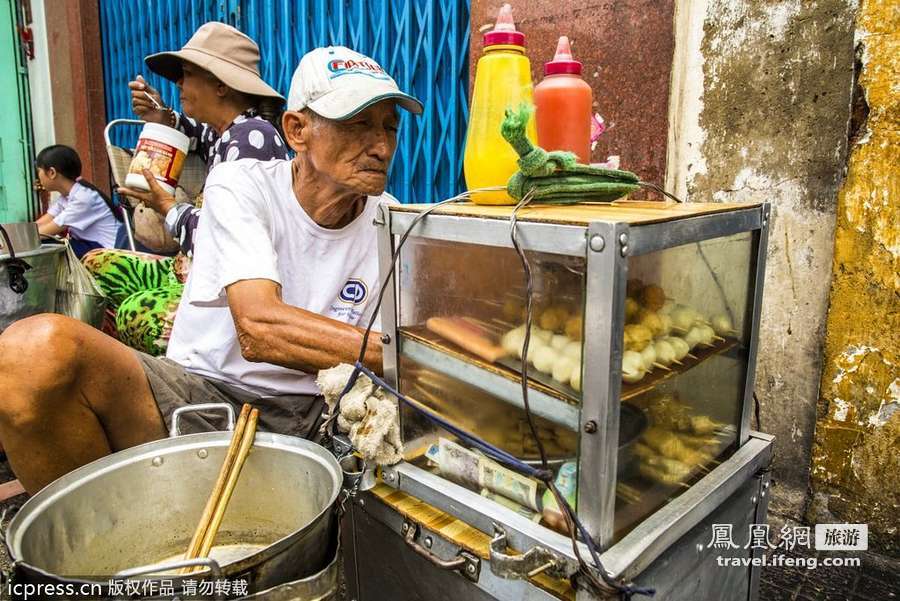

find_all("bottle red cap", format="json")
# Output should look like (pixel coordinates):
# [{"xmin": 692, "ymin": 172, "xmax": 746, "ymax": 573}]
[
  {"xmin": 544, "ymin": 36, "xmax": 582, "ymax": 75},
  {"xmin": 483, "ymin": 3, "xmax": 526, "ymax": 47}
]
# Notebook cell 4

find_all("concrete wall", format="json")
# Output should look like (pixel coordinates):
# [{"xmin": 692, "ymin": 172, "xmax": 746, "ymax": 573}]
[
  {"xmin": 44, "ymin": 0, "xmax": 108, "ymax": 193},
  {"xmin": 667, "ymin": 0, "xmax": 858, "ymax": 520},
  {"xmin": 809, "ymin": 0, "xmax": 899, "ymax": 555},
  {"xmin": 25, "ymin": 0, "xmax": 55, "ymax": 154},
  {"xmin": 469, "ymin": 0, "xmax": 675, "ymax": 189}
]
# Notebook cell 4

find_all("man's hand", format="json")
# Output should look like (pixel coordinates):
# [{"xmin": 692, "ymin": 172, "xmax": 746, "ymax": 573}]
[
  {"xmin": 129, "ymin": 75, "xmax": 170, "ymax": 124},
  {"xmin": 117, "ymin": 169, "xmax": 177, "ymax": 217}
]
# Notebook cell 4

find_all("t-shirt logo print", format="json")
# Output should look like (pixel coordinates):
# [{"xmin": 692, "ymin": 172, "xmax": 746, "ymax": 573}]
[{"xmin": 339, "ymin": 279, "xmax": 368, "ymax": 305}]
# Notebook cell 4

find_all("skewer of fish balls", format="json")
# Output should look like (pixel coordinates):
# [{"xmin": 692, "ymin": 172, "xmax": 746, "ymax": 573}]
[
  {"xmin": 710, "ymin": 313, "xmax": 737, "ymax": 337},
  {"xmin": 640, "ymin": 342, "xmax": 671, "ymax": 372},
  {"xmin": 622, "ymin": 350, "xmax": 647, "ymax": 383}
]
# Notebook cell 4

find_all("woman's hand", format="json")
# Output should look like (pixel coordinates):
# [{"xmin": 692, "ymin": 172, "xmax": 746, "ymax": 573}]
[
  {"xmin": 36, "ymin": 219, "xmax": 64, "ymax": 237},
  {"xmin": 117, "ymin": 169, "xmax": 177, "ymax": 217},
  {"xmin": 129, "ymin": 75, "xmax": 171, "ymax": 125}
]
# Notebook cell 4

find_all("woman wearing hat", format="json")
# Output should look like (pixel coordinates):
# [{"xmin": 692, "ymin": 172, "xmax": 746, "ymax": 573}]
[
  {"xmin": 123, "ymin": 20, "xmax": 289, "ymax": 251},
  {"xmin": 84, "ymin": 22, "xmax": 287, "ymax": 356}
]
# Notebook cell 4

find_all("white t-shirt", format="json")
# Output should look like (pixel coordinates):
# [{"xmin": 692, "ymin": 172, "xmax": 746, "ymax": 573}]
[
  {"xmin": 166, "ymin": 158, "xmax": 390, "ymax": 396},
  {"xmin": 47, "ymin": 182, "xmax": 119, "ymax": 248}
]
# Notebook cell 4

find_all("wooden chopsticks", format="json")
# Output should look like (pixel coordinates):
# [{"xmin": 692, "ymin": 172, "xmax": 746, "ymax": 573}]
[{"xmin": 180, "ymin": 403, "xmax": 259, "ymax": 573}]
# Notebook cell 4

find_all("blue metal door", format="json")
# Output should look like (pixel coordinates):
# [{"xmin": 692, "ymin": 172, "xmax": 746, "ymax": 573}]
[{"xmin": 99, "ymin": 0, "xmax": 469, "ymax": 204}]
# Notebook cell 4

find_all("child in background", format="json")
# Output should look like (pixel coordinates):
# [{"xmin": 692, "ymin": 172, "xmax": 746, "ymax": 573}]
[{"xmin": 35, "ymin": 145, "xmax": 121, "ymax": 258}]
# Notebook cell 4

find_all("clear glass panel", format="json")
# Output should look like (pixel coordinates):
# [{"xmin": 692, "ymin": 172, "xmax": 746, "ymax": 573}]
[
  {"xmin": 613, "ymin": 231, "xmax": 754, "ymax": 541},
  {"xmin": 397, "ymin": 237, "xmax": 586, "ymax": 402},
  {"xmin": 396, "ymin": 237, "xmax": 586, "ymax": 529},
  {"xmin": 392, "ymin": 230, "xmax": 755, "ymax": 543}
]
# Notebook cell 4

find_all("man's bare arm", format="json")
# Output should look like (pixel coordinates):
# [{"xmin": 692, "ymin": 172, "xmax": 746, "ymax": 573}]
[{"xmin": 227, "ymin": 278, "xmax": 383, "ymax": 374}]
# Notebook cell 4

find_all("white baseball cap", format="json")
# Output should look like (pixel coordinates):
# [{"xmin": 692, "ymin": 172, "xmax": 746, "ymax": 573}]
[{"xmin": 287, "ymin": 46, "xmax": 423, "ymax": 120}]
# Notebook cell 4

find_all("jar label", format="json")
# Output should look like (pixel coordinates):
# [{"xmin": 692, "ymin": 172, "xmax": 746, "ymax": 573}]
[{"xmin": 128, "ymin": 138, "xmax": 186, "ymax": 189}]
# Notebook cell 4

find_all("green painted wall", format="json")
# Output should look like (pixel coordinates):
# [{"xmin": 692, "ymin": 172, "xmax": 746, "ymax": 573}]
[{"xmin": 0, "ymin": 0, "xmax": 35, "ymax": 223}]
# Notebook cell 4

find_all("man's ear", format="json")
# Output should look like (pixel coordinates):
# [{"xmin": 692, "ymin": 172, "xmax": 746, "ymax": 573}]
[
  {"xmin": 216, "ymin": 82, "xmax": 229, "ymax": 99},
  {"xmin": 282, "ymin": 111, "xmax": 309, "ymax": 153}
]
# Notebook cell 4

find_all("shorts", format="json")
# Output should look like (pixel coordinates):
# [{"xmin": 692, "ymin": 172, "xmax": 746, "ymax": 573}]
[{"xmin": 134, "ymin": 351, "xmax": 325, "ymax": 439}]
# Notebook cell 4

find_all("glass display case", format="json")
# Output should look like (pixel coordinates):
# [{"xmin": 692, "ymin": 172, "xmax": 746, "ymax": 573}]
[{"xmin": 375, "ymin": 201, "xmax": 769, "ymax": 550}]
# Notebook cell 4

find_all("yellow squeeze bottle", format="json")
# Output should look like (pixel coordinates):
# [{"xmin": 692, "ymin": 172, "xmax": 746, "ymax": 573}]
[{"xmin": 464, "ymin": 3, "xmax": 537, "ymax": 205}]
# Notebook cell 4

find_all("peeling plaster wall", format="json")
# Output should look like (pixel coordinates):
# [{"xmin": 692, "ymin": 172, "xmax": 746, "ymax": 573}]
[
  {"xmin": 668, "ymin": 0, "xmax": 858, "ymax": 518},
  {"xmin": 809, "ymin": 0, "xmax": 899, "ymax": 555}
]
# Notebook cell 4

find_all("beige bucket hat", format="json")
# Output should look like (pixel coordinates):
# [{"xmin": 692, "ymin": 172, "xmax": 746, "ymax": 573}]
[{"xmin": 145, "ymin": 22, "xmax": 283, "ymax": 101}]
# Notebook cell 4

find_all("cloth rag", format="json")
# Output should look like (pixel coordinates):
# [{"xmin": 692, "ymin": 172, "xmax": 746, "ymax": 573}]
[{"xmin": 317, "ymin": 363, "xmax": 403, "ymax": 465}]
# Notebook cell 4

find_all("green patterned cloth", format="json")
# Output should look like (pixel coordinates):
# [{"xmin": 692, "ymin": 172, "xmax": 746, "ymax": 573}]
[
  {"xmin": 82, "ymin": 249, "xmax": 186, "ymax": 356},
  {"xmin": 82, "ymin": 250, "xmax": 179, "ymax": 305},
  {"xmin": 116, "ymin": 284, "xmax": 184, "ymax": 355}
]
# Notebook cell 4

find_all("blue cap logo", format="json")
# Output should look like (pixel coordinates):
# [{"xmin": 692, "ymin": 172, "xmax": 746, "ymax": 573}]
[{"xmin": 339, "ymin": 279, "xmax": 368, "ymax": 305}]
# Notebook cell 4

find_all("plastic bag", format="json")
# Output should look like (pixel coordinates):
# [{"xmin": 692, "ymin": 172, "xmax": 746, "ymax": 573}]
[{"xmin": 55, "ymin": 240, "xmax": 107, "ymax": 328}]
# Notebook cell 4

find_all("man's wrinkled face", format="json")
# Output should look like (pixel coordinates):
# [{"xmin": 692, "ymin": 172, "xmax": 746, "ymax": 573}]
[{"xmin": 303, "ymin": 102, "xmax": 399, "ymax": 196}]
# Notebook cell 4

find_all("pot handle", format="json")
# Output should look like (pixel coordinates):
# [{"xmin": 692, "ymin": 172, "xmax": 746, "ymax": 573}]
[
  {"xmin": 170, "ymin": 403, "xmax": 236, "ymax": 437},
  {"xmin": 114, "ymin": 556, "xmax": 223, "ymax": 581}
]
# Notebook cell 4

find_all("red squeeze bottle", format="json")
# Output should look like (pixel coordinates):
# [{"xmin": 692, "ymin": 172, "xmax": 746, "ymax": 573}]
[{"xmin": 534, "ymin": 36, "xmax": 593, "ymax": 163}]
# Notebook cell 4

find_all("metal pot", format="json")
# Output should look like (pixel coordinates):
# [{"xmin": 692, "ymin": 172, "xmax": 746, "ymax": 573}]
[
  {"xmin": 0, "ymin": 244, "xmax": 65, "ymax": 332},
  {"xmin": 5, "ymin": 405, "xmax": 343, "ymax": 596},
  {"xmin": 0, "ymin": 222, "xmax": 40, "ymax": 257}
]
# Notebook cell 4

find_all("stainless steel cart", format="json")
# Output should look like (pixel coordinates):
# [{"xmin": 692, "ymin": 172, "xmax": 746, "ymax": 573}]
[{"xmin": 345, "ymin": 200, "xmax": 773, "ymax": 600}]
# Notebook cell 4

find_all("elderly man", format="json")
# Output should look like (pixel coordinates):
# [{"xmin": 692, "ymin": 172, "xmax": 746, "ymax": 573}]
[{"xmin": 0, "ymin": 47, "xmax": 422, "ymax": 493}]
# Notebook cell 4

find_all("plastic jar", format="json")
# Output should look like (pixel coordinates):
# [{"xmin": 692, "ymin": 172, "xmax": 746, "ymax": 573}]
[{"xmin": 125, "ymin": 123, "xmax": 190, "ymax": 194}]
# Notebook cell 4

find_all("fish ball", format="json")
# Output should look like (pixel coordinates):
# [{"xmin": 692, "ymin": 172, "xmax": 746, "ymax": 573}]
[
  {"xmin": 625, "ymin": 297, "xmax": 641, "ymax": 323},
  {"xmin": 697, "ymin": 324, "xmax": 716, "ymax": 345},
  {"xmin": 570, "ymin": 368, "xmax": 582, "ymax": 392},
  {"xmin": 639, "ymin": 310, "xmax": 664, "ymax": 337},
  {"xmin": 684, "ymin": 327, "xmax": 705, "ymax": 349},
  {"xmin": 670, "ymin": 306, "xmax": 696, "ymax": 332},
  {"xmin": 667, "ymin": 337, "xmax": 690, "ymax": 360},
  {"xmin": 539, "ymin": 306, "xmax": 569, "ymax": 333},
  {"xmin": 502, "ymin": 299, "xmax": 524, "ymax": 321},
  {"xmin": 538, "ymin": 309, "xmax": 560, "ymax": 332},
  {"xmin": 622, "ymin": 350, "xmax": 646, "ymax": 383},
  {"xmin": 564, "ymin": 315, "xmax": 583, "ymax": 340},
  {"xmin": 686, "ymin": 307, "xmax": 704, "ymax": 325},
  {"xmin": 532, "ymin": 346, "xmax": 558, "ymax": 374},
  {"xmin": 563, "ymin": 341, "xmax": 582, "ymax": 361},
  {"xmin": 641, "ymin": 284, "xmax": 666, "ymax": 311},
  {"xmin": 658, "ymin": 313, "xmax": 673, "ymax": 337},
  {"xmin": 624, "ymin": 324, "xmax": 653, "ymax": 351},
  {"xmin": 501, "ymin": 327, "xmax": 525, "ymax": 355},
  {"xmin": 520, "ymin": 336, "xmax": 545, "ymax": 361},
  {"xmin": 654, "ymin": 339, "xmax": 676, "ymax": 366},
  {"xmin": 550, "ymin": 334, "xmax": 571, "ymax": 351},
  {"xmin": 531, "ymin": 327, "xmax": 553, "ymax": 344},
  {"xmin": 640, "ymin": 344, "xmax": 657, "ymax": 371},
  {"xmin": 552, "ymin": 356, "xmax": 577, "ymax": 385},
  {"xmin": 711, "ymin": 314, "xmax": 734, "ymax": 336}
]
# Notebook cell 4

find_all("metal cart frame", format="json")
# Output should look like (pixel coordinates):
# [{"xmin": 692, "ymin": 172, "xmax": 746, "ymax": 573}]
[{"xmin": 367, "ymin": 201, "xmax": 772, "ymax": 599}]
